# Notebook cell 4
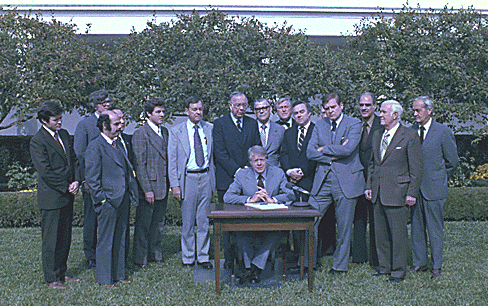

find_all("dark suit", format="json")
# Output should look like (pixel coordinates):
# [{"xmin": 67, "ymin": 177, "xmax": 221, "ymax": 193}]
[
  {"xmin": 352, "ymin": 115, "xmax": 383, "ymax": 265},
  {"xmin": 85, "ymin": 135, "xmax": 139, "ymax": 285},
  {"xmin": 275, "ymin": 118, "xmax": 297, "ymax": 130},
  {"xmin": 30, "ymin": 127, "xmax": 79, "ymax": 283},
  {"xmin": 306, "ymin": 115, "xmax": 365, "ymax": 270},
  {"xmin": 280, "ymin": 122, "xmax": 336, "ymax": 257},
  {"xmin": 74, "ymin": 113, "xmax": 101, "ymax": 263},
  {"xmin": 366, "ymin": 124, "xmax": 422, "ymax": 278},
  {"xmin": 213, "ymin": 113, "xmax": 261, "ymax": 262},
  {"xmin": 223, "ymin": 166, "xmax": 295, "ymax": 269},
  {"xmin": 119, "ymin": 132, "xmax": 135, "ymax": 265},
  {"xmin": 411, "ymin": 120, "xmax": 458, "ymax": 270},
  {"xmin": 132, "ymin": 122, "xmax": 169, "ymax": 265}
]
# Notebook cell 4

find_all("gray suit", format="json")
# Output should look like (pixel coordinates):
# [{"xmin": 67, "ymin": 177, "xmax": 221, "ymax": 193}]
[
  {"xmin": 132, "ymin": 122, "xmax": 169, "ymax": 265},
  {"xmin": 411, "ymin": 120, "xmax": 458, "ymax": 270},
  {"xmin": 224, "ymin": 166, "xmax": 294, "ymax": 269},
  {"xmin": 168, "ymin": 120, "xmax": 215, "ymax": 264},
  {"xmin": 85, "ymin": 135, "xmax": 139, "ymax": 285},
  {"xmin": 74, "ymin": 113, "xmax": 101, "ymax": 263},
  {"xmin": 306, "ymin": 115, "xmax": 365, "ymax": 270},
  {"xmin": 261, "ymin": 121, "xmax": 285, "ymax": 167}
]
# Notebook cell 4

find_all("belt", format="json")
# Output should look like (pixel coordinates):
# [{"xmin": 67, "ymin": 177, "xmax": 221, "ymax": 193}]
[{"xmin": 186, "ymin": 168, "xmax": 209, "ymax": 174}]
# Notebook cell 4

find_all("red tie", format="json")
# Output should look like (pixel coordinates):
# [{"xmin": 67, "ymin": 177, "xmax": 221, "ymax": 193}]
[{"xmin": 54, "ymin": 132, "xmax": 66, "ymax": 156}]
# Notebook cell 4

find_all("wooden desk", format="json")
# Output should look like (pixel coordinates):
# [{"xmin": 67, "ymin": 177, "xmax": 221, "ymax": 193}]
[{"xmin": 208, "ymin": 203, "xmax": 321, "ymax": 295}]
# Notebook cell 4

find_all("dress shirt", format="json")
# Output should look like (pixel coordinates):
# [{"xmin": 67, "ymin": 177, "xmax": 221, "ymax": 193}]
[
  {"xmin": 381, "ymin": 122, "xmax": 401, "ymax": 150},
  {"xmin": 418, "ymin": 117, "xmax": 432, "ymax": 141},
  {"xmin": 362, "ymin": 115, "xmax": 375, "ymax": 134},
  {"xmin": 42, "ymin": 125, "xmax": 65, "ymax": 152},
  {"xmin": 258, "ymin": 120, "xmax": 271, "ymax": 144},
  {"xmin": 230, "ymin": 113, "xmax": 243, "ymax": 130},
  {"xmin": 246, "ymin": 168, "xmax": 279, "ymax": 203},
  {"xmin": 331, "ymin": 113, "xmax": 344, "ymax": 131},
  {"xmin": 186, "ymin": 119, "xmax": 209, "ymax": 170},
  {"xmin": 100, "ymin": 132, "xmax": 117, "ymax": 147},
  {"xmin": 147, "ymin": 120, "xmax": 162, "ymax": 137}
]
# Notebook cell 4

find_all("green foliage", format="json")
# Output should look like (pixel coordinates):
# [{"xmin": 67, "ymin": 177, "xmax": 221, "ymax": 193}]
[
  {"xmin": 448, "ymin": 154, "xmax": 476, "ymax": 187},
  {"xmin": 445, "ymin": 187, "xmax": 488, "ymax": 220},
  {"xmin": 344, "ymin": 5, "xmax": 488, "ymax": 132},
  {"xmin": 5, "ymin": 162, "xmax": 38, "ymax": 191},
  {"xmin": 115, "ymin": 10, "xmax": 339, "ymax": 122}
]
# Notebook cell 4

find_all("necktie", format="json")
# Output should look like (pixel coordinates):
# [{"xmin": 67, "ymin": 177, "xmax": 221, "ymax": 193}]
[
  {"xmin": 331, "ymin": 121, "xmax": 337, "ymax": 143},
  {"xmin": 360, "ymin": 121, "xmax": 369, "ymax": 149},
  {"xmin": 194, "ymin": 125, "xmax": 205, "ymax": 167},
  {"xmin": 54, "ymin": 132, "xmax": 65, "ymax": 155},
  {"xmin": 112, "ymin": 140, "xmax": 119, "ymax": 151},
  {"xmin": 279, "ymin": 120, "xmax": 290, "ymax": 128},
  {"xmin": 236, "ymin": 118, "xmax": 242, "ymax": 132},
  {"xmin": 419, "ymin": 126, "xmax": 425, "ymax": 144},
  {"xmin": 297, "ymin": 126, "xmax": 305, "ymax": 151},
  {"xmin": 260, "ymin": 124, "xmax": 267, "ymax": 147},
  {"xmin": 257, "ymin": 174, "xmax": 265, "ymax": 189},
  {"xmin": 381, "ymin": 133, "xmax": 390, "ymax": 160}
]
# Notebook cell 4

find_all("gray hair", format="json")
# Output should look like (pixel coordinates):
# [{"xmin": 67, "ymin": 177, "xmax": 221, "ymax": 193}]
[
  {"xmin": 229, "ymin": 91, "xmax": 247, "ymax": 104},
  {"xmin": 254, "ymin": 97, "xmax": 270, "ymax": 108},
  {"xmin": 414, "ymin": 96, "xmax": 434, "ymax": 110},
  {"xmin": 382, "ymin": 100, "xmax": 403, "ymax": 118},
  {"xmin": 248, "ymin": 145, "xmax": 268, "ymax": 161},
  {"xmin": 277, "ymin": 96, "xmax": 291, "ymax": 106}
]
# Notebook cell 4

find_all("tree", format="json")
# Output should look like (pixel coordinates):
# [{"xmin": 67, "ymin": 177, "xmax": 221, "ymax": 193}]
[
  {"xmin": 0, "ymin": 9, "xmax": 116, "ymax": 130},
  {"xmin": 115, "ymin": 10, "xmax": 341, "ymax": 122},
  {"xmin": 343, "ymin": 5, "xmax": 488, "ymax": 133}
]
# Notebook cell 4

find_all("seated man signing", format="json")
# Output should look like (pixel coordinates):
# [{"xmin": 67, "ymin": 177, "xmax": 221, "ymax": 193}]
[{"xmin": 224, "ymin": 145, "xmax": 295, "ymax": 284}]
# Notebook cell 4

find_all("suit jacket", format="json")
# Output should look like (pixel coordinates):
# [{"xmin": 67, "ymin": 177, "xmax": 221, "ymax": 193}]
[
  {"xmin": 359, "ymin": 115, "xmax": 384, "ymax": 180},
  {"xmin": 85, "ymin": 135, "xmax": 139, "ymax": 208},
  {"xmin": 307, "ymin": 115, "xmax": 365, "ymax": 198},
  {"xmin": 262, "ymin": 121, "xmax": 285, "ymax": 167},
  {"xmin": 280, "ymin": 122, "xmax": 316, "ymax": 192},
  {"xmin": 131, "ymin": 122, "xmax": 169, "ymax": 200},
  {"xmin": 168, "ymin": 120, "xmax": 216, "ymax": 199},
  {"xmin": 275, "ymin": 118, "xmax": 297, "ymax": 130},
  {"xmin": 223, "ymin": 166, "xmax": 295, "ymax": 204},
  {"xmin": 120, "ymin": 132, "xmax": 136, "ymax": 167},
  {"xmin": 213, "ymin": 113, "xmax": 261, "ymax": 190},
  {"xmin": 74, "ymin": 114, "xmax": 100, "ymax": 184},
  {"xmin": 412, "ymin": 120, "xmax": 458, "ymax": 201},
  {"xmin": 366, "ymin": 124, "xmax": 423, "ymax": 206},
  {"xmin": 30, "ymin": 128, "xmax": 80, "ymax": 210}
]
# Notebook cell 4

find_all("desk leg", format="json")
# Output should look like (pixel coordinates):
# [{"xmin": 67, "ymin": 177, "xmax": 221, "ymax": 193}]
[
  {"xmin": 300, "ymin": 231, "xmax": 305, "ymax": 280},
  {"xmin": 214, "ymin": 222, "xmax": 222, "ymax": 295},
  {"xmin": 307, "ymin": 222, "xmax": 314, "ymax": 292}
]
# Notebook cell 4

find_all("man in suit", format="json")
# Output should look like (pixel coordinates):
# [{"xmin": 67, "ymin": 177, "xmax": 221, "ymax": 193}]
[
  {"xmin": 275, "ymin": 97, "xmax": 297, "ymax": 129},
  {"xmin": 213, "ymin": 90, "xmax": 261, "ymax": 268},
  {"xmin": 224, "ymin": 145, "xmax": 295, "ymax": 283},
  {"xmin": 410, "ymin": 96, "xmax": 458, "ymax": 279},
  {"xmin": 85, "ymin": 110, "xmax": 139, "ymax": 287},
  {"xmin": 131, "ymin": 98, "xmax": 169, "ymax": 269},
  {"xmin": 352, "ymin": 92, "xmax": 382, "ymax": 268},
  {"xmin": 168, "ymin": 96, "xmax": 215, "ymax": 269},
  {"xmin": 306, "ymin": 93, "xmax": 365, "ymax": 274},
  {"xmin": 365, "ymin": 100, "xmax": 423, "ymax": 282},
  {"xmin": 74, "ymin": 89, "xmax": 111, "ymax": 269},
  {"xmin": 254, "ymin": 98, "xmax": 285, "ymax": 167},
  {"xmin": 280, "ymin": 100, "xmax": 335, "ymax": 267},
  {"xmin": 30, "ymin": 101, "xmax": 81, "ymax": 289}
]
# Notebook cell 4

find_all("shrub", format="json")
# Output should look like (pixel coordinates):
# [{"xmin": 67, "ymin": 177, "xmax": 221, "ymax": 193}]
[{"xmin": 6, "ymin": 162, "xmax": 38, "ymax": 191}]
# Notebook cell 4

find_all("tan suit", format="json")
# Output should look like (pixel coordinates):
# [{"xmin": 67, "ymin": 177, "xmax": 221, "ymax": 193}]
[{"xmin": 366, "ymin": 124, "xmax": 422, "ymax": 278}]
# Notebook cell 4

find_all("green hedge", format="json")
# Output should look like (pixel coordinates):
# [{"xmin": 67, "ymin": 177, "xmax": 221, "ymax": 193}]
[
  {"xmin": 0, "ymin": 188, "xmax": 486, "ymax": 227},
  {"xmin": 0, "ymin": 192, "xmax": 183, "ymax": 228}
]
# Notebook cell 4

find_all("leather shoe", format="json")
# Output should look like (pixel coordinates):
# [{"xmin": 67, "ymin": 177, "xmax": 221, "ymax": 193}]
[
  {"xmin": 373, "ymin": 272, "xmax": 390, "ymax": 277},
  {"xmin": 103, "ymin": 284, "xmax": 119, "ymax": 288},
  {"xmin": 250, "ymin": 266, "xmax": 262, "ymax": 284},
  {"xmin": 236, "ymin": 270, "xmax": 250, "ymax": 285},
  {"xmin": 288, "ymin": 266, "xmax": 301, "ymax": 274},
  {"xmin": 135, "ymin": 263, "xmax": 150, "ymax": 270},
  {"xmin": 87, "ymin": 260, "xmax": 96, "ymax": 269},
  {"xmin": 408, "ymin": 266, "xmax": 428, "ymax": 273},
  {"xmin": 387, "ymin": 277, "xmax": 404, "ymax": 283},
  {"xmin": 197, "ymin": 262, "xmax": 213, "ymax": 269},
  {"xmin": 46, "ymin": 282, "xmax": 68, "ymax": 289},
  {"xmin": 182, "ymin": 262, "xmax": 195, "ymax": 269},
  {"xmin": 64, "ymin": 276, "xmax": 81, "ymax": 283},
  {"xmin": 117, "ymin": 279, "xmax": 132, "ymax": 284},
  {"xmin": 223, "ymin": 260, "xmax": 233, "ymax": 269},
  {"xmin": 151, "ymin": 259, "xmax": 169, "ymax": 266},
  {"xmin": 329, "ymin": 268, "xmax": 347, "ymax": 275},
  {"xmin": 431, "ymin": 269, "xmax": 442, "ymax": 279}
]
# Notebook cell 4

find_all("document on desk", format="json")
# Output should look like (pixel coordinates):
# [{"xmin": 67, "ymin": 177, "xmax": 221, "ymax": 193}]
[{"xmin": 244, "ymin": 203, "xmax": 288, "ymax": 210}]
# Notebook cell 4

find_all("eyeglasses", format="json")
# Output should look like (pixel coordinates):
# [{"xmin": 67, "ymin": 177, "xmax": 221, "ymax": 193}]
[
  {"xmin": 233, "ymin": 103, "xmax": 247, "ymax": 109},
  {"xmin": 255, "ymin": 106, "xmax": 270, "ymax": 111}
]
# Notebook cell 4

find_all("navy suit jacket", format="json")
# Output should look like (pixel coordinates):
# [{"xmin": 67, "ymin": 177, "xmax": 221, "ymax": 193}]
[
  {"xmin": 359, "ymin": 115, "xmax": 384, "ymax": 180},
  {"xmin": 74, "ymin": 114, "xmax": 100, "ymax": 185},
  {"xmin": 30, "ymin": 128, "xmax": 80, "ymax": 210},
  {"xmin": 280, "ymin": 122, "xmax": 316, "ymax": 192},
  {"xmin": 213, "ymin": 113, "xmax": 261, "ymax": 190},
  {"xmin": 412, "ymin": 120, "xmax": 458, "ymax": 201}
]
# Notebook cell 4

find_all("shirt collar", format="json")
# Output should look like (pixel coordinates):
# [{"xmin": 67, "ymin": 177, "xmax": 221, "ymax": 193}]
[
  {"xmin": 187, "ymin": 119, "xmax": 202, "ymax": 130},
  {"xmin": 42, "ymin": 125, "xmax": 57, "ymax": 138},
  {"xmin": 147, "ymin": 119, "xmax": 160, "ymax": 135},
  {"xmin": 100, "ymin": 132, "xmax": 115, "ymax": 145},
  {"xmin": 384, "ymin": 122, "xmax": 400, "ymax": 137},
  {"xmin": 421, "ymin": 117, "xmax": 432, "ymax": 132}
]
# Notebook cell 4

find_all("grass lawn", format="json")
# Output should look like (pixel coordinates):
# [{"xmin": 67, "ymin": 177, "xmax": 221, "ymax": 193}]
[{"xmin": 1, "ymin": 222, "xmax": 487, "ymax": 305}]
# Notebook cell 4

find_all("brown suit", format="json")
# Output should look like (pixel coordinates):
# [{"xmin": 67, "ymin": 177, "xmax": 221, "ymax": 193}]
[
  {"xmin": 132, "ymin": 122, "xmax": 169, "ymax": 265},
  {"xmin": 366, "ymin": 124, "xmax": 422, "ymax": 278}
]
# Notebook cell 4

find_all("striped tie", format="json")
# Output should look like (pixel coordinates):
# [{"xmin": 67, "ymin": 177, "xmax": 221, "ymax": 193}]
[{"xmin": 297, "ymin": 126, "xmax": 305, "ymax": 151}]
